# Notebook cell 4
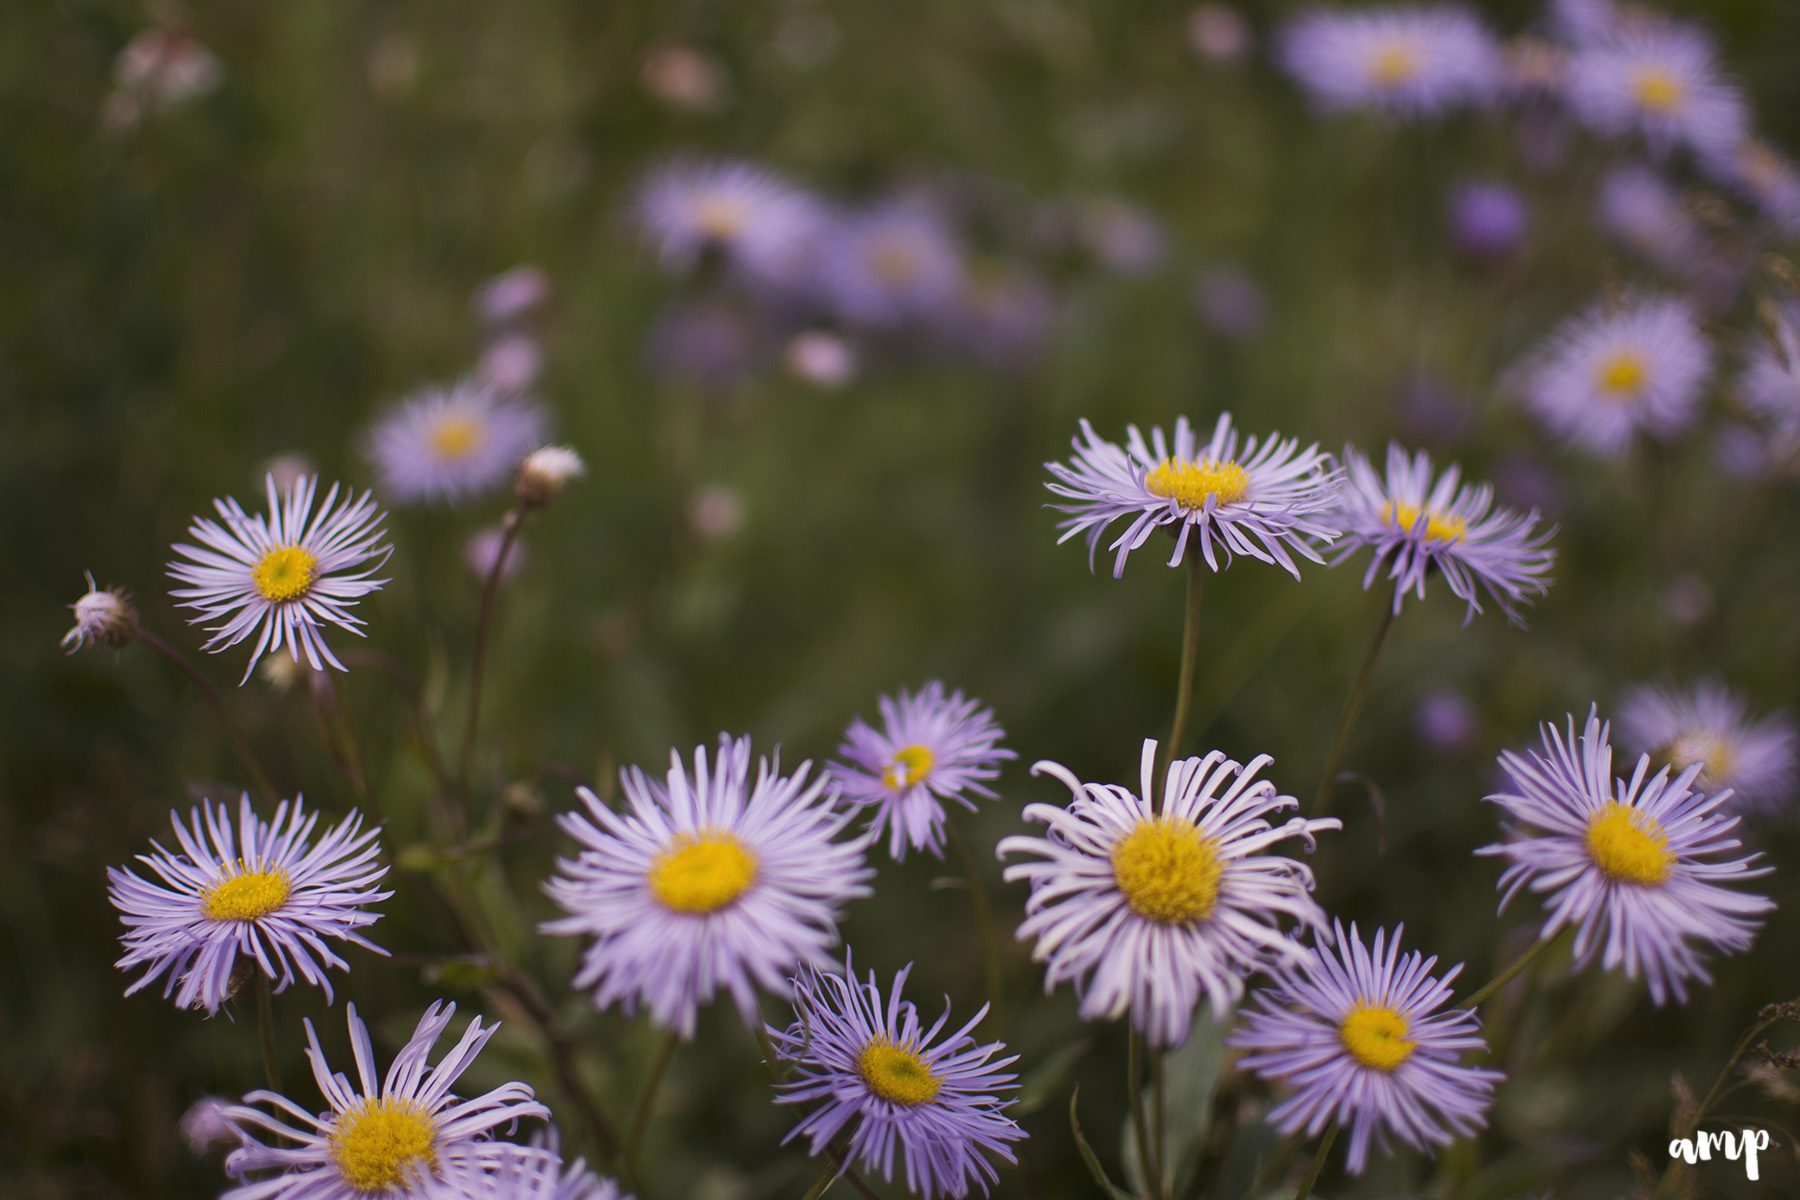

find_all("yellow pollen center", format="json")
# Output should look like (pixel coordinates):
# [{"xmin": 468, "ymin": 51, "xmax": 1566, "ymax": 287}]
[
  {"xmin": 1369, "ymin": 42, "xmax": 1421, "ymax": 87},
  {"xmin": 1340, "ymin": 1003, "xmax": 1417, "ymax": 1072},
  {"xmin": 870, "ymin": 240, "xmax": 921, "ymax": 285},
  {"xmin": 428, "ymin": 415, "xmax": 484, "ymax": 461},
  {"xmin": 693, "ymin": 194, "xmax": 747, "ymax": 240},
  {"xmin": 1381, "ymin": 501, "xmax": 1468, "ymax": 544},
  {"xmin": 647, "ymin": 832, "xmax": 758, "ymax": 914},
  {"xmin": 1111, "ymin": 817, "xmax": 1223, "ymax": 925},
  {"xmin": 252, "ymin": 546, "xmax": 317, "ymax": 603},
  {"xmin": 858, "ymin": 1039, "xmax": 943, "ymax": 1106},
  {"xmin": 1144, "ymin": 457, "xmax": 1250, "ymax": 511},
  {"xmin": 881, "ymin": 744, "xmax": 936, "ymax": 790},
  {"xmin": 1585, "ymin": 801, "xmax": 1676, "ymax": 886},
  {"xmin": 1633, "ymin": 68, "xmax": 1685, "ymax": 114},
  {"xmin": 329, "ymin": 1098, "xmax": 438, "ymax": 1193},
  {"xmin": 1596, "ymin": 352, "xmax": 1648, "ymax": 400},
  {"xmin": 199, "ymin": 865, "xmax": 292, "ymax": 921}
]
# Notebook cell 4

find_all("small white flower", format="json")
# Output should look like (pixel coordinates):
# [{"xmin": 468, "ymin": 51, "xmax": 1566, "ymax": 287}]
[{"xmin": 62, "ymin": 571, "xmax": 137, "ymax": 652}]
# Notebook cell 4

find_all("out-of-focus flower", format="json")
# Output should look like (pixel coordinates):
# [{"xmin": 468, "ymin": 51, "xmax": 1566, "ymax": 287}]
[
  {"xmin": 262, "ymin": 452, "xmax": 315, "ymax": 496},
  {"xmin": 542, "ymin": 736, "xmax": 873, "ymax": 1039},
  {"xmin": 464, "ymin": 526, "xmax": 527, "ymax": 583},
  {"xmin": 1447, "ymin": 180, "xmax": 1530, "ymax": 262},
  {"xmin": 1620, "ymin": 681, "xmax": 1797, "ymax": 818},
  {"xmin": 1564, "ymin": 26, "xmax": 1747, "ymax": 161},
  {"xmin": 221, "ymin": 1002, "xmax": 549, "ymax": 1198},
  {"xmin": 1192, "ymin": 266, "xmax": 1268, "ymax": 342},
  {"xmin": 1596, "ymin": 164, "xmax": 1704, "ymax": 273},
  {"xmin": 1703, "ymin": 140, "xmax": 1800, "ymax": 232},
  {"xmin": 1737, "ymin": 307, "xmax": 1800, "ymax": 454},
  {"xmin": 180, "ymin": 1097, "xmax": 236, "ymax": 1155},
  {"xmin": 1277, "ymin": 6, "xmax": 1503, "ymax": 119},
  {"xmin": 516, "ymin": 445, "xmax": 585, "ymax": 508},
  {"xmin": 478, "ymin": 333, "xmax": 545, "ymax": 394},
  {"xmin": 62, "ymin": 571, "xmax": 138, "ymax": 652},
  {"xmin": 1478, "ymin": 709, "xmax": 1774, "ymax": 1005},
  {"xmin": 103, "ymin": 26, "xmax": 221, "ymax": 130},
  {"xmin": 426, "ymin": 1131, "xmax": 628, "ymax": 1200},
  {"xmin": 1000, "ymin": 739, "xmax": 1339, "ymax": 1047},
  {"xmin": 819, "ymin": 205, "xmax": 964, "ymax": 330},
  {"xmin": 367, "ymin": 380, "xmax": 547, "ymax": 505},
  {"xmin": 1188, "ymin": 5, "xmax": 1253, "ymax": 64},
  {"xmin": 1076, "ymin": 198, "xmax": 1167, "ymax": 277},
  {"xmin": 785, "ymin": 330, "xmax": 859, "ymax": 389},
  {"xmin": 688, "ymin": 483, "xmax": 747, "ymax": 540},
  {"xmin": 1396, "ymin": 372, "xmax": 1475, "ymax": 445},
  {"xmin": 474, "ymin": 265, "xmax": 552, "ymax": 329},
  {"xmin": 168, "ymin": 475, "xmax": 390, "ymax": 682},
  {"xmin": 942, "ymin": 265, "xmax": 1057, "ymax": 373},
  {"xmin": 1662, "ymin": 572, "xmax": 1714, "ymax": 629},
  {"xmin": 1416, "ymin": 689, "xmax": 1479, "ymax": 753},
  {"xmin": 639, "ymin": 42, "xmax": 730, "ymax": 113},
  {"xmin": 831, "ymin": 682, "xmax": 1014, "ymax": 862},
  {"xmin": 1514, "ymin": 296, "xmax": 1712, "ymax": 458},
  {"xmin": 108, "ymin": 795, "xmax": 389, "ymax": 1014},
  {"xmin": 634, "ymin": 159, "xmax": 820, "ymax": 287},
  {"xmin": 1045, "ymin": 413, "xmax": 1340, "ymax": 579},
  {"xmin": 649, "ymin": 299, "xmax": 764, "ymax": 393},
  {"xmin": 770, "ymin": 954, "xmax": 1024, "ymax": 1200},
  {"xmin": 1501, "ymin": 37, "xmax": 1567, "ymax": 103},
  {"xmin": 1231, "ymin": 922, "xmax": 1503, "ymax": 1175},
  {"xmin": 1331, "ymin": 444, "xmax": 1556, "ymax": 626}
]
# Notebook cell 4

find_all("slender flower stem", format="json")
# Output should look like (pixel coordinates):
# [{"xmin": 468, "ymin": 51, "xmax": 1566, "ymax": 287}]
[
  {"xmin": 800, "ymin": 1157, "xmax": 843, "ymax": 1200},
  {"xmin": 1293, "ymin": 1124, "xmax": 1337, "ymax": 1200},
  {"xmin": 1150, "ymin": 1046, "xmax": 1169, "ymax": 1200},
  {"xmin": 1313, "ymin": 600, "xmax": 1397, "ymax": 815},
  {"xmin": 1159, "ymin": 554, "xmax": 1207, "ymax": 787},
  {"xmin": 1128, "ymin": 1024, "xmax": 1157, "ymax": 1200},
  {"xmin": 1653, "ymin": 1015, "xmax": 1783, "ymax": 1198},
  {"xmin": 625, "ymin": 1029, "xmax": 680, "ymax": 1185},
  {"xmin": 823, "ymin": 1146, "xmax": 886, "ymax": 1200},
  {"xmin": 457, "ymin": 506, "xmax": 527, "ymax": 805},
  {"xmin": 253, "ymin": 970, "xmax": 282, "ymax": 1092},
  {"xmin": 946, "ymin": 819, "xmax": 1004, "ymax": 1022},
  {"xmin": 137, "ymin": 629, "xmax": 280, "ymax": 801},
  {"xmin": 753, "ymin": 1026, "xmax": 885, "ymax": 1200},
  {"xmin": 1455, "ymin": 929, "xmax": 1566, "ymax": 1010}
]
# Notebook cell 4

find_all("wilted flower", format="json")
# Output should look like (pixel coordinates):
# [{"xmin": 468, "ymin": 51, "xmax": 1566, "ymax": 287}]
[
  {"xmin": 1620, "ymin": 681, "xmax": 1797, "ymax": 817},
  {"xmin": 1277, "ymin": 6, "xmax": 1503, "ymax": 119},
  {"xmin": 367, "ymin": 380, "xmax": 548, "ymax": 505},
  {"xmin": 62, "ymin": 571, "xmax": 138, "ymax": 652},
  {"xmin": 1564, "ymin": 25, "xmax": 1747, "ymax": 160},
  {"xmin": 516, "ymin": 445, "xmax": 585, "ymax": 507}
]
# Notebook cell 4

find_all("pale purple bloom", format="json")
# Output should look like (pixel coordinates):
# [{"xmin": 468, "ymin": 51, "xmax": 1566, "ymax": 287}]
[
  {"xmin": 943, "ymin": 266, "xmax": 1056, "ymax": 373},
  {"xmin": 769, "ymin": 953, "xmax": 1024, "ymax": 1200},
  {"xmin": 1447, "ymin": 180, "xmax": 1529, "ymax": 261},
  {"xmin": 181, "ymin": 1097, "xmax": 237, "ymax": 1155},
  {"xmin": 819, "ymin": 206, "xmax": 963, "ymax": 329},
  {"xmin": 1077, "ymin": 198, "xmax": 1167, "ymax": 277},
  {"xmin": 1596, "ymin": 164, "xmax": 1704, "ymax": 273},
  {"xmin": 1703, "ymin": 140, "xmax": 1800, "ymax": 232},
  {"xmin": 1192, "ymin": 266, "xmax": 1268, "ymax": 341},
  {"xmin": 464, "ymin": 526, "xmax": 526, "ymax": 583},
  {"xmin": 168, "ymin": 474, "xmax": 390, "ymax": 682},
  {"xmin": 648, "ymin": 299, "xmax": 763, "ymax": 392},
  {"xmin": 1231, "ymin": 922, "xmax": 1503, "ymax": 1175},
  {"xmin": 1478, "ymin": 710, "xmax": 1774, "ymax": 1005},
  {"xmin": 1278, "ymin": 6, "xmax": 1503, "ymax": 119},
  {"xmin": 474, "ymin": 265, "xmax": 551, "ymax": 328},
  {"xmin": 478, "ymin": 333, "xmax": 545, "ymax": 394},
  {"xmin": 1331, "ymin": 444, "xmax": 1556, "ymax": 626},
  {"xmin": 366, "ymin": 379, "xmax": 548, "ymax": 505},
  {"xmin": 1000, "ymin": 739, "xmax": 1339, "ymax": 1047},
  {"xmin": 831, "ymin": 682, "xmax": 1014, "ymax": 862},
  {"xmin": 222, "ymin": 1002, "xmax": 549, "ymax": 1199},
  {"xmin": 542, "ymin": 736, "xmax": 874, "ymax": 1039},
  {"xmin": 1045, "ymin": 413, "xmax": 1340, "ymax": 579},
  {"xmin": 426, "ymin": 1132, "xmax": 627, "ymax": 1200},
  {"xmin": 634, "ymin": 158, "xmax": 822, "ymax": 287},
  {"xmin": 108, "ymin": 795, "xmax": 389, "ymax": 1014},
  {"xmin": 1620, "ymin": 681, "xmax": 1797, "ymax": 818},
  {"xmin": 1564, "ymin": 25, "xmax": 1747, "ymax": 160},
  {"xmin": 1416, "ymin": 689, "xmax": 1479, "ymax": 753},
  {"xmin": 1188, "ymin": 5, "xmax": 1253, "ymax": 65},
  {"xmin": 786, "ymin": 330, "xmax": 860, "ymax": 389},
  {"xmin": 1515, "ymin": 296, "xmax": 1712, "ymax": 457},
  {"xmin": 103, "ymin": 26, "xmax": 220, "ymax": 129},
  {"xmin": 1736, "ymin": 309, "xmax": 1800, "ymax": 463}
]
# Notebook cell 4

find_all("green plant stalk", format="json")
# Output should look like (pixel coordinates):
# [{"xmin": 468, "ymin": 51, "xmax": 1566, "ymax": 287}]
[
  {"xmin": 625, "ymin": 1029, "xmax": 680, "ymax": 1187},
  {"xmin": 1293, "ymin": 1124, "xmax": 1338, "ymax": 1200},
  {"xmin": 1456, "ymin": 929, "xmax": 1567, "ymax": 1010},
  {"xmin": 1128, "ymin": 1024, "xmax": 1157, "ymax": 1200},
  {"xmin": 1160, "ymin": 554, "xmax": 1206, "ymax": 789},
  {"xmin": 457, "ymin": 506, "xmax": 527, "ymax": 809},
  {"xmin": 1313, "ymin": 600, "xmax": 1397, "ymax": 815},
  {"xmin": 946, "ymin": 818, "xmax": 1004, "ymax": 1021},
  {"xmin": 137, "ymin": 629, "xmax": 280, "ymax": 802},
  {"xmin": 254, "ymin": 970, "xmax": 282, "ymax": 1092}
]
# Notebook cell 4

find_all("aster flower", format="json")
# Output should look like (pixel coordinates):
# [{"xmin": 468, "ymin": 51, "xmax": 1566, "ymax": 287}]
[
  {"xmin": 1045, "ymin": 413, "xmax": 1340, "ymax": 580},
  {"xmin": 831, "ymin": 683, "xmax": 1015, "ymax": 862},
  {"xmin": 1447, "ymin": 180, "xmax": 1530, "ymax": 262},
  {"xmin": 108, "ymin": 795, "xmax": 389, "ymax": 1014},
  {"xmin": 426, "ymin": 1132, "xmax": 627, "ymax": 1200},
  {"xmin": 634, "ymin": 157, "xmax": 821, "ymax": 286},
  {"xmin": 474, "ymin": 265, "xmax": 551, "ymax": 329},
  {"xmin": 1477, "ymin": 710, "xmax": 1775, "ymax": 1005},
  {"xmin": 1564, "ymin": 25, "xmax": 1747, "ymax": 161},
  {"xmin": 1704, "ymin": 140, "xmax": 1800, "ymax": 232},
  {"xmin": 168, "ymin": 474, "xmax": 390, "ymax": 682},
  {"xmin": 1331, "ymin": 444, "xmax": 1556, "ymax": 626},
  {"xmin": 366, "ymin": 379, "xmax": 548, "ymax": 505},
  {"xmin": 1737, "ymin": 305, "xmax": 1800, "ymax": 454},
  {"xmin": 1231, "ymin": 922, "xmax": 1503, "ymax": 1175},
  {"xmin": 818, "ymin": 205, "xmax": 964, "ymax": 330},
  {"xmin": 1514, "ymin": 296, "xmax": 1712, "ymax": 457},
  {"xmin": 62, "ymin": 570, "xmax": 138, "ymax": 651},
  {"xmin": 221, "ymin": 1001, "xmax": 549, "ymax": 1198},
  {"xmin": 543, "ymin": 736, "xmax": 874, "ymax": 1038},
  {"xmin": 999, "ymin": 739, "xmax": 1339, "ymax": 1047},
  {"xmin": 1596, "ymin": 164, "xmax": 1704, "ymax": 274},
  {"xmin": 769, "ymin": 954, "xmax": 1024, "ymax": 1200},
  {"xmin": 1277, "ymin": 6, "xmax": 1503, "ymax": 120},
  {"xmin": 1620, "ymin": 681, "xmax": 1796, "ymax": 817}
]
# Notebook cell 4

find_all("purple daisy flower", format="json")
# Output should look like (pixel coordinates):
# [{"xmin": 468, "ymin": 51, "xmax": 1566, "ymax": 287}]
[
  {"xmin": 999, "ymin": 739, "xmax": 1340, "ymax": 1047},
  {"xmin": 108, "ymin": 794, "xmax": 390, "ymax": 1014},
  {"xmin": 1514, "ymin": 296, "xmax": 1712, "ymax": 458},
  {"xmin": 1563, "ymin": 25, "xmax": 1747, "ymax": 161},
  {"xmin": 1477, "ymin": 709, "xmax": 1775, "ymax": 1005},
  {"xmin": 1277, "ymin": 6, "xmax": 1503, "ymax": 120},
  {"xmin": 221, "ymin": 1001, "xmax": 549, "ymax": 1199},
  {"xmin": 1230, "ymin": 922, "xmax": 1503, "ymax": 1176},
  {"xmin": 768, "ymin": 953, "xmax": 1024, "ymax": 1200},
  {"xmin": 1447, "ymin": 179, "xmax": 1530, "ymax": 262},
  {"xmin": 1331, "ymin": 443, "xmax": 1556, "ymax": 626},
  {"xmin": 1619, "ymin": 680, "xmax": 1797, "ymax": 818},
  {"xmin": 1596, "ymin": 164, "xmax": 1704, "ymax": 274},
  {"xmin": 366, "ymin": 379, "xmax": 548, "ymax": 505},
  {"xmin": 633, "ymin": 157, "xmax": 822, "ymax": 288},
  {"xmin": 542, "ymin": 736, "xmax": 874, "ymax": 1039},
  {"xmin": 1704, "ymin": 140, "xmax": 1800, "ymax": 232},
  {"xmin": 1045, "ymin": 413, "xmax": 1340, "ymax": 579},
  {"xmin": 817, "ymin": 205, "xmax": 963, "ymax": 330},
  {"xmin": 426, "ymin": 1132, "xmax": 628, "ymax": 1200},
  {"xmin": 1735, "ymin": 309, "xmax": 1800, "ymax": 464},
  {"xmin": 830, "ymin": 682, "xmax": 1015, "ymax": 862}
]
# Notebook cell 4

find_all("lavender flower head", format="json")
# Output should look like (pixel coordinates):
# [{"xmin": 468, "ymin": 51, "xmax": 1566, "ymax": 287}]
[
  {"xmin": 1620, "ymin": 681, "xmax": 1797, "ymax": 818},
  {"xmin": 1231, "ymin": 922, "xmax": 1504, "ymax": 1175},
  {"xmin": 634, "ymin": 157, "xmax": 822, "ymax": 287},
  {"xmin": 769, "ymin": 953, "xmax": 1024, "ymax": 1200},
  {"xmin": 1736, "ymin": 308, "xmax": 1800, "ymax": 462},
  {"xmin": 1478, "ymin": 709, "xmax": 1774, "ymax": 1005},
  {"xmin": 1564, "ymin": 24, "xmax": 1747, "ymax": 160},
  {"xmin": 819, "ymin": 205, "xmax": 964, "ymax": 330},
  {"xmin": 831, "ymin": 682, "xmax": 1015, "ymax": 862},
  {"xmin": 1331, "ymin": 443, "xmax": 1556, "ymax": 626},
  {"xmin": 1045, "ymin": 413, "xmax": 1340, "ymax": 579},
  {"xmin": 1596, "ymin": 164, "xmax": 1704, "ymax": 274},
  {"xmin": 1447, "ymin": 180, "xmax": 1530, "ymax": 262},
  {"xmin": 1278, "ymin": 6, "xmax": 1503, "ymax": 119},
  {"xmin": 366, "ymin": 379, "xmax": 548, "ymax": 505}
]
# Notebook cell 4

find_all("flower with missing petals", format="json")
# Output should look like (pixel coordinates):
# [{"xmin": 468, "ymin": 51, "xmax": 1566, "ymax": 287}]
[
  {"xmin": 108, "ymin": 795, "xmax": 390, "ymax": 1013},
  {"xmin": 62, "ymin": 571, "xmax": 138, "ymax": 651},
  {"xmin": 1478, "ymin": 709, "xmax": 1774, "ymax": 1004},
  {"xmin": 1620, "ymin": 681, "xmax": 1796, "ymax": 818},
  {"xmin": 367, "ymin": 380, "xmax": 548, "ymax": 505},
  {"xmin": 999, "ymin": 739, "xmax": 1339, "ymax": 1047},
  {"xmin": 1045, "ymin": 413, "xmax": 1339, "ymax": 579},
  {"xmin": 168, "ymin": 474, "xmax": 390, "ymax": 682},
  {"xmin": 1278, "ymin": 6, "xmax": 1503, "ymax": 119}
]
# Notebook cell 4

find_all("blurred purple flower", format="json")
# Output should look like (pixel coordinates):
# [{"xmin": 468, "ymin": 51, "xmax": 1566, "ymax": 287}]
[
  {"xmin": 818, "ymin": 205, "xmax": 963, "ymax": 329},
  {"xmin": 1278, "ymin": 6, "xmax": 1503, "ymax": 120},
  {"xmin": 1416, "ymin": 689, "xmax": 1479, "ymax": 753},
  {"xmin": 1564, "ymin": 25, "xmax": 1747, "ymax": 161},
  {"xmin": 474, "ymin": 266, "xmax": 551, "ymax": 329},
  {"xmin": 1447, "ymin": 180, "xmax": 1529, "ymax": 262},
  {"xmin": 1192, "ymin": 266, "xmax": 1268, "ymax": 342}
]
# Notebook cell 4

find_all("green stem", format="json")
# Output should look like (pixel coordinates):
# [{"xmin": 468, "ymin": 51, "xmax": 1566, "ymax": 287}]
[
  {"xmin": 254, "ymin": 971, "xmax": 282, "ymax": 1092},
  {"xmin": 1314, "ymin": 600, "xmax": 1397, "ymax": 815},
  {"xmin": 458, "ymin": 507, "xmax": 527, "ymax": 806},
  {"xmin": 138, "ymin": 629, "xmax": 280, "ymax": 802},
  {"xmin": 800, "ymin": 1157, "xmax": 843, "ymax": 1200},
  {"xmin": 1293, "ymin": 1125, "xmax": 1337, "ymax": 1200},
  {"xmin": 1150, "ymin": 1045, "xmax": 1168, "ymax": 1200},
  {"xmin": 625, "ymin": 1029, "xmax": 680, "ymax": 1185},
  {"xmin": 1160, "ymin": 554, "xmax": 1206, "ymax": 786},
  {"xmin": 946, "ymin": 819, "xmax": 1003, "ymax": 1021},
  {"xmin": 1128, "ymin": 1024, "xmax": 1156, "ymax": 1200},
  {"xmin": 1456, "ymin": 929, "xmax": 1565, "ymax": 1011},
  {"xmin": 1652, "ymin": 1016, "xmax": 1781, "ymax": 1199}
]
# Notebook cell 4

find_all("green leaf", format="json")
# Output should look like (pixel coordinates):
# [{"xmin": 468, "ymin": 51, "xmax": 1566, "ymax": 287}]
[
  {"xmin": 1015, "ymin": 1039, "xmax": 1089, "ymax": 1116},
  {"xmin": 1070, "ymin": 1087, "xmax": 1139, "ymax": 1200}
]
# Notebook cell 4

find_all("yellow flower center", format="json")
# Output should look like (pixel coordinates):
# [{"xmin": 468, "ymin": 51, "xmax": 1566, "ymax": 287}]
[
  {"xmin": 858, "ymin": 1038, "xmax": 943, "ymax": 1106},
  {"xmin": 1381, "ymin": 500, "xmax": 1468, "ymax": 544},
  {"xmin": 1633, "ymin": 68, "xmax": 1685, "ymax": 114},
  {"xmin": 881, "ymin": 744, "xmax": 936, "ymax": 790},
  {"xmin": 428, "ymin": 415, "xmax": 484, "ymax": 461},
  {"xmin": 252, "ymin": 546, "xmax": 317, "ymax": 603},
  {"xmin": 1656, "ymin": 730, "xmax": 1738, "ymax": 787},
  {"xmin": 1369, "ymin": 42, "xmax": 1420, "ymax": 87},
  {"xmin": 1595, "ymin": 352, "xmax": 1649, "ymax": 400},
  {"xmin": 1144, "ymin": 457, "xmax": 1250, "ymax": 511},
  {"xmin": 869, "ymin": 240, "xmax": 922, "ymax": 285},
  {"xmin": 692, "ymin": 194, "xmax": 748, "ymax": 240},
  {"xmin": 1111, "ymin": 817, "xmax": 1223, "ymax": 925},
  {"xmin": 199, "ymin": 865, "xmax": 292, "ymax": 922},
  {"xmin": 1585, "ymin": 801, "xmax": 1676, "ymax": 886},
  {"xmin": 647, "ymin": 831, "xmax": 758, "ymax": 914},
  {"xmin": 329, "ymin": 1098, "xmax": 439, "ymax": 1193},
  {"xmin": 1340, "ymin": 1003, "xmax": 1417, "ymax": 1072}
]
